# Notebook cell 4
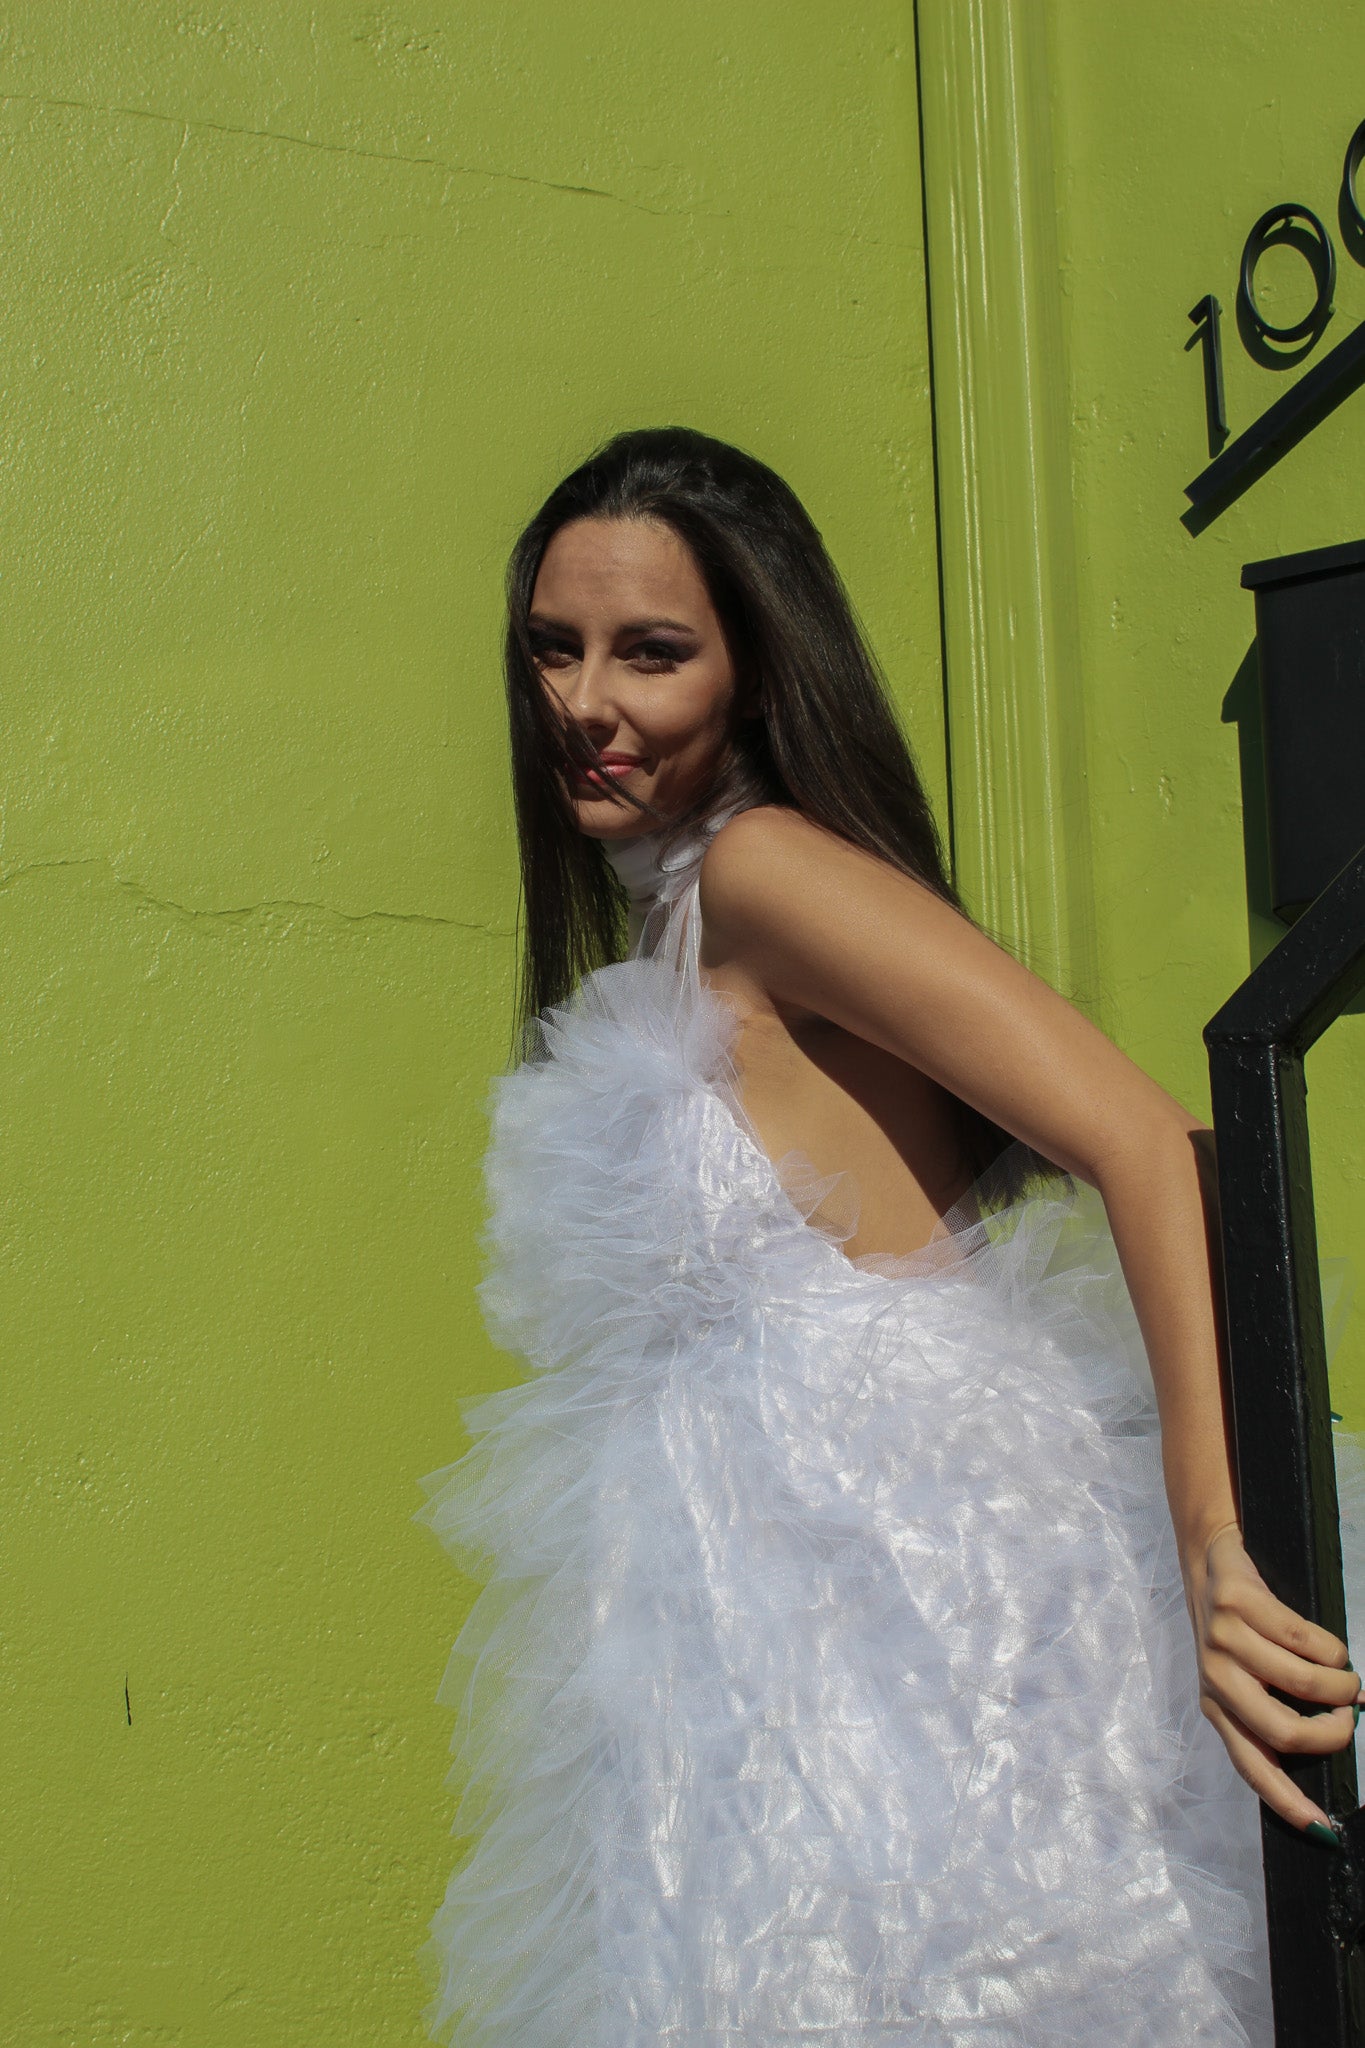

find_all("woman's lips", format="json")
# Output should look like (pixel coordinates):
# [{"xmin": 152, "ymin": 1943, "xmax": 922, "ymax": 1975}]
[{"xmin": 573, "ymin": 755, "xmax": 646, "ymax": 787}]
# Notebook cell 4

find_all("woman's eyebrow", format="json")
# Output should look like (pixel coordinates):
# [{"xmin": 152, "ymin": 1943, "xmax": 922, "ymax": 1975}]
[{"xmin": 527, "ymin": 612, "xmax": 700, "ymax": 636}]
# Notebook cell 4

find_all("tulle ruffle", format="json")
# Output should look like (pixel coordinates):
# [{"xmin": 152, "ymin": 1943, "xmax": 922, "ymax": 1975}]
[{"xmin": 417, "ymin": 930, "xmax": 1353, "ymax": 2046}]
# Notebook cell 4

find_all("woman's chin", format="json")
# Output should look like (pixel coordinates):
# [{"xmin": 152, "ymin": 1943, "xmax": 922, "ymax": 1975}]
[
  {"xmin": 568, "ymin": 788, "xmax": 655, "ymax": 839},
  {"xmin": 566, "ymin": 767, "xmax": 717, "ymax": 838}
]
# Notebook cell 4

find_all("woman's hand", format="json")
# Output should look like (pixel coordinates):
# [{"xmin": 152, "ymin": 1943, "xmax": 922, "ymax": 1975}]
[{"xmin": 1185, "ymin": 1520, "xmax": 1362, "ymax": 1836}]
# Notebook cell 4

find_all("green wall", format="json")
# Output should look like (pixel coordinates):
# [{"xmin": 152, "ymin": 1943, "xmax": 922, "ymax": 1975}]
[{"xmin": 0, "ymin": 7, "xmax": 943, "ymax": 2042}]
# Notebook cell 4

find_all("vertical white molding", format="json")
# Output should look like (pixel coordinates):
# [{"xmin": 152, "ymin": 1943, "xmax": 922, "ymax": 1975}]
[{"xmin": 915, "ymin": 0, "xmax": 1095, "ymax": 1001}]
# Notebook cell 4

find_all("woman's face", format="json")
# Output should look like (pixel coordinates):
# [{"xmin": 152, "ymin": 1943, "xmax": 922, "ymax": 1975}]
[{"xmin": 528, "ymin": 515, "xmax": 744, "ymax": 841}]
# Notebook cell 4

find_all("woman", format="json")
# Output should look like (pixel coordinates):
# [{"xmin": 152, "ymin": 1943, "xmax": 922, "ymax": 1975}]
[{"xmin": 420, "ymin": 427, "xmax": 1360, "ymax": 2046}]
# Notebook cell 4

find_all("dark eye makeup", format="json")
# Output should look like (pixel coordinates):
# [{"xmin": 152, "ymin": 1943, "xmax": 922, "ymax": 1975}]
[
  {"xmin": 632, "ymin": 638, "xmax": 692, "ymax": 669},
  {"xmin": 527, "ymin": 628, "xmax": 577, "ymax": 666},
  {"xmin": 526, "ymin": 623, "xmax": 697, "ymax": 672}
]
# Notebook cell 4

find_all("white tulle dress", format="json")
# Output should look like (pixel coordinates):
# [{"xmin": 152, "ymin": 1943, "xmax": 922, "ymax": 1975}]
[{"xmin": 418, "ymin": 816, "xmax": 1362, "ymax": 2047}]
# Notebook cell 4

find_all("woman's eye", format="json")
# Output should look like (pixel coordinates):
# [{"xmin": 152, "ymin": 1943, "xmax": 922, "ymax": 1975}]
[
  {"xmin": 632, "ymin": 642, "xmax": 685, "ymax": 671},
  {"xmin": 531, "ymin": 643, "xmax": 576, "ymax": 669}
]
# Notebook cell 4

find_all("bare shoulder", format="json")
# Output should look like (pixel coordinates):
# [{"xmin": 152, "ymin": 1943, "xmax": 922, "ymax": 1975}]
[
  {"xmin": 698, "ymin": 804, "xmax": 940, "ymax": 945},
  {"xmin": 700, "ymin": 806, "xmax": 839, "ymax": 930},
  {"xmin": 699, "ymin": 803, "xmax": 829, "ymax": 882}
]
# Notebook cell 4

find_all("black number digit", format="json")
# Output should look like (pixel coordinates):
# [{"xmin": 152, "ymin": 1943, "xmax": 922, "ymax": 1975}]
[
  {"xmin": 1187, "ymin": 294, "xmax": 1229, "ymax": 454},
  {"xmin": 1342, "ymin": 118, "xmax": 1365, "ymax": 253},
  {"xmin": 1238, "ymin": 202, "xmax": 1336, "ymax": 347}
]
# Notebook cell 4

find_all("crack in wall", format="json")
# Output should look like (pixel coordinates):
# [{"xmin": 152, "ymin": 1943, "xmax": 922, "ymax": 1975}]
[
  {"xmin": 0, "ymin": 856, "xmax": 512, "ymax": 938},
  {"xmin": 0, "ymin": 89, "xmax": 725, "ymax": 220}
]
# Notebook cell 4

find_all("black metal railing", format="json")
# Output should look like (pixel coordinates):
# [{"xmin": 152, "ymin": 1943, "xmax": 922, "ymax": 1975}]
[{"xmin": 1205, "ymin": 842, "xmax": 1365, "ymax": 2046}]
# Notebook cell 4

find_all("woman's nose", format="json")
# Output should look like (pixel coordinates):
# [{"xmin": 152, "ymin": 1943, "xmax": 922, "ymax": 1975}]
[{"xmin": 558, "ymin": 648, "xmax": 617, "ymax": 729}]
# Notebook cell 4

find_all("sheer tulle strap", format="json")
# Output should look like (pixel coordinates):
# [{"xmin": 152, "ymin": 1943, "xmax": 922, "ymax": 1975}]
[
  {"xmin": 632, "ymin": 833, "xmax": 708, "ymax": 985},
  {"xmin": 632, "ymin": 802, "xmax": 752, "ymax": 981},
  {"xmin": 645, "ymin": 875, "xmax": 703, "ymax": 987}
]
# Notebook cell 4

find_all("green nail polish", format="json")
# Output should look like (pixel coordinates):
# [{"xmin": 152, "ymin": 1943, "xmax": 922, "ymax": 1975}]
[{"xmin": 1306, "ymin": 1821, "xmax": 1344, "ymax": 1851}]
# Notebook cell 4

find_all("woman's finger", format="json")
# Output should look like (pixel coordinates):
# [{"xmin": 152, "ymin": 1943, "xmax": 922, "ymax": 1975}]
[
  {"xmin": 1203, "ymin": 1658, "xmax": 1358, "ymax": 1757},
  {"xmin": 1201, "ymin": 1693, "xmax": 1337, "ymax": 1836},
  {"xmin": 1214, "ymin": 1564, "xmax": 1351, "ymax": 1671},
  {"xmin": 1212, "ymin": 1618, "xmax": 1365, "ymax": 1709}
]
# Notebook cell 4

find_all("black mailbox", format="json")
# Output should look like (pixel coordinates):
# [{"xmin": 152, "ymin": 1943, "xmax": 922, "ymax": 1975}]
[{"xmin": 1242, "ymin": 536, "xmax": 1365, "ymax": 921}]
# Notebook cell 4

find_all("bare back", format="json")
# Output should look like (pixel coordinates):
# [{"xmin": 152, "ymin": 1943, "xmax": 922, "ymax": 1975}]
[{"xmin": 696, "ymin": 939, "xmax": 978, "ymax": 1263}]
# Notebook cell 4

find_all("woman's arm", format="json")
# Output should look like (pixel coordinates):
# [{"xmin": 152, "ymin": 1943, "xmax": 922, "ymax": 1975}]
[{"xmin": 699, "ymin": 806, "xmax": 1361, "ymax": 1833}]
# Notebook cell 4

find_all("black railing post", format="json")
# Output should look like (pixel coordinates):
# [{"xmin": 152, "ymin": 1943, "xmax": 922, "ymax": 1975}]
[{"xmin": 1205, "ymin": 843, "xmax": 1365, "ymax": 2046}]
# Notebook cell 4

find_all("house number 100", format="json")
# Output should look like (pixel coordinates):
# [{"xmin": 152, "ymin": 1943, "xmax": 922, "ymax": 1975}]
[{"xmin": 1189, "ymin": 116, "xmax": 1365, "ymax": 450}]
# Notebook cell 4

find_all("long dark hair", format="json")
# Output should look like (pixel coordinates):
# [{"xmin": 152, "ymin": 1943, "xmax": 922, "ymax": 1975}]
[{"xmin": 504, "ymin": 426, "xmax": 1056, "ymax": 1193}]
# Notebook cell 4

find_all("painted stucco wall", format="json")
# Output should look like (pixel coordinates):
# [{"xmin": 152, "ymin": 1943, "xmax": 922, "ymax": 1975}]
[
  {"xmin": 0, "ymin": 7, "xmax": 943, "ymax": 2043},
  {"xmin": 1039, "ymin": 5, "xmax": 1365, "ymax": 1418}
]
